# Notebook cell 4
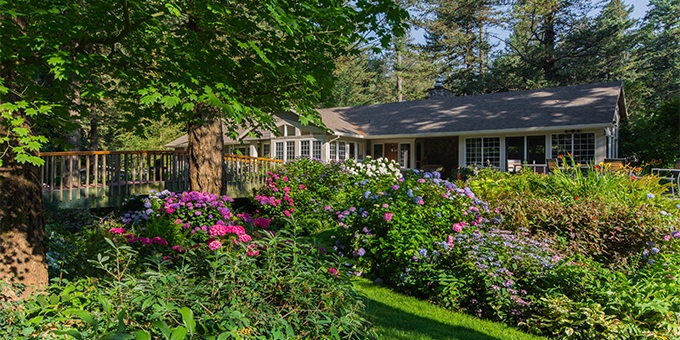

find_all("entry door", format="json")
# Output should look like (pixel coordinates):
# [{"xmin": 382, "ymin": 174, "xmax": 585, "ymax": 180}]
[
  {"xmin": 527, "ymin": 136, "xmax": 546, "ymax": 164},
  {"xmin": 506, "ymin": 137, "xmax": 524, "ymax": 161},
  {"xmin": 385, "ymin": 143, "xmax": 399, "ymax": 162}
]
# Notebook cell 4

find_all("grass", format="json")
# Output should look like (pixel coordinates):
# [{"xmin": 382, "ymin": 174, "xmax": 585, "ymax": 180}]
[{"xmin": 354, "ymin": 278, "xmax": 548, "ymax": 340}]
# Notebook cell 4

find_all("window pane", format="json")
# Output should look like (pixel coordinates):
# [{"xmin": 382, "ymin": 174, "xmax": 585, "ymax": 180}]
[
  {"xmin": 373, "ymin": 144, "xmax": 383, "ymax": 158},
  {"xmin": 313, "ymin": 141, "xmax": 322, "ymax": 159},
  {"xmin": 286, "ymin": 141, "xmax": 295, "ymax": 160},
  {"xmin": 300, "ymin": 141, "xmax": 310, "ymax": 158},
  {"xmin": 483, "ymin": 137, "xmax": 500, "ymax": 167},
  {"xmin": 263, "ymin": 143, "xmax": 270, "ymax": 158},
  {"xmin": 339, "ymin": 142, "xmax": 346, "ymax": 160},
  {"xmin": 275, "ymin": 142, "xmax": 284, "ymax": 160},
  {"xmin": 330, "ymin": 141, "xmax": 337, "ymax": 160},
  {"xmin": 465, "ymin": 138, "xmax": 482, "ymax": 166}
]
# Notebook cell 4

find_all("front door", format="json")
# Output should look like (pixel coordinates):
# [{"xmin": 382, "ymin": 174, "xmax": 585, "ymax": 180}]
[
  {"xmin": 385, "ymin": 143, "xmax": 399, "ymax": 163},
  {"xmin": 527, "ymin": 136, "xmax": 546, "ymax": 164},
  {"xmin": 506, "ymin": 137, "xmax": 524, "ymax": 161}
]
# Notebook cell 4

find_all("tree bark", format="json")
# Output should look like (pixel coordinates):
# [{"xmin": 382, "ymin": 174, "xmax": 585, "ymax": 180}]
[
  {"xmin": 187, "ymin": 106, "xmax": 224, "ymax": 195},
  {"xmin": 0, "ymin": 117, "xmax": 48, "ymax": 301}
]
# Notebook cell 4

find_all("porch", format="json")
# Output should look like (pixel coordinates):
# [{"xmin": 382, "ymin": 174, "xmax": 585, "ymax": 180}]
[{"xmin": 39, "ymin": 150, "xmax": 283, "ymax": 209}]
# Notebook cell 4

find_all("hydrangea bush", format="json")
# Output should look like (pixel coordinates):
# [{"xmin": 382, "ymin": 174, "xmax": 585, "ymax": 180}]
[
  {"xmin": 117, "ymin": 190, "xmax": 269, "ymax": 255},
  {"xmin": 253, "ymin": 158, "xmax": 349, "ymax": 233},
  {"xmin": 335, "ymin": 167, "xmax": 499, "ymax": 283}
]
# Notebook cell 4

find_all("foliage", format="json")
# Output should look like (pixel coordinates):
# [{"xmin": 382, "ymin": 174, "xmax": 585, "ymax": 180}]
[
  {"xmin": 253, "ymin": 158, "xmax": 351, "ymax": 233},
  {"xmin": 621, "ymin": 98, "xmax": 680, "ymax": 169},
  {"xmin": 335, "ymin": 167, "xmax": 498, "ymax": 283},
  {"xmin": 469, "ymin": 164, "xmax": 679, "ymax": 270},
  {"xmin": 3, "ymin": 227, "xmax": 374, "ymax": 339},
  {"xmin": 118, "ymin": 190, "xmax": 267, "ymax": 255}
]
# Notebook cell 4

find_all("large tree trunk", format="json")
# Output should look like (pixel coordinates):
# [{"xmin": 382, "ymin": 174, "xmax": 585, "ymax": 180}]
[
  {"xmin": 0, "ymin": 120, "xmax": 48, "ymax": 301},
  {"xmin": 187, "ymin": 106, "xmax": 224, "ymax": 195}
]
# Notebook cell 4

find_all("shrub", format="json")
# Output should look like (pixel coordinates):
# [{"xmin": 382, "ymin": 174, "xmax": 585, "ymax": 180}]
[
  {"xmin": 3, "ymin": 230, "xmax": 375, "ymax": 339},
  {"xmin": 118, "ymin": 190, "xmax": 266, "ymax": 256},
  {"xmin": 335, "ymin": 168, "xmax": 499, "ymax": 283},
  {"xmin": 253, "ymin": 158, "xmax": 350, "ymax": 233}
]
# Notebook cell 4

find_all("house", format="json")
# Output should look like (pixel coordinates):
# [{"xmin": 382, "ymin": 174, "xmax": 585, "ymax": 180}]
[{"xmin": 165, "ymin": 81, "xmax": 626, "ymax": 176}]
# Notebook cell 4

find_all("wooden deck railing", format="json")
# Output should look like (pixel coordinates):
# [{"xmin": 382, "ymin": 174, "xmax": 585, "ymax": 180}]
[{"xmin": 39, "ymin": 150, "xmax": 283, "ymax": 208}]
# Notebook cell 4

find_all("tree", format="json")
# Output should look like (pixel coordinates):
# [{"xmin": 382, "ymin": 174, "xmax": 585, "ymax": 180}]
[
  {"xmin": 634, "ymin": 0, "xmax": 680, "ymax": 108},
  {"xmin": 417, "ymin": 0, "xmax": 500, "ymax": 95},
  {"xmin": 621, "ymin": 99, "xmax": 680, "ymax": 168},
  {"xmin": 1, "ymin": 0, "xmax": 407, "ymax": 292},
  {"xmin": 493, "ymin": 0, "xmax": 597, "ymax": 88}
]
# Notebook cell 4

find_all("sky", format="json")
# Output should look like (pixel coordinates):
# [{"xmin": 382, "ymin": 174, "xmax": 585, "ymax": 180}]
[{"xmin": 411, "ymin": 0, "xmax": 651, "ymax": 46}]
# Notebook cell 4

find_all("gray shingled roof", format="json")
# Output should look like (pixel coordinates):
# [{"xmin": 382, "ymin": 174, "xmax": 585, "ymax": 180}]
[
  {"xmin": 165, "ymin": 81, "xmax": 624, "ymax": 148},
  {"xmin": 318, "ymin": 81, "xmax": 624, "ymax": 137}
]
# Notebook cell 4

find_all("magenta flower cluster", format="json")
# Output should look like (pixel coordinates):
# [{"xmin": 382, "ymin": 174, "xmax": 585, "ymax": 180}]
[{"xmin": 114, "ymin": 190, "xmax": 270, "ymax": 255}]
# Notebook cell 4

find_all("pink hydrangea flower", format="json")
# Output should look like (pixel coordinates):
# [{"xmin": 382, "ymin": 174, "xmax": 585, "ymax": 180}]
[
  {"xmin": 327, "ymin": 267, "xmax": 339, "ymax": 278},
  {"xmin": 384, "ymin": 212, "xmax": 393, "ymax": 222},
  {"xmin": 109, "ymin": 227, "xmax": 126, "ymax": 235},
  {"xmin": 208, "ymin": 239, "xmax": 222, "ymax": 250}
]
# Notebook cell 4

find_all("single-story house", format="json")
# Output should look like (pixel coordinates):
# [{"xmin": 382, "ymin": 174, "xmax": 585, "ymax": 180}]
[{"xmin": 165, "ymin": 81, "xmax": 626, "ymax": 176}]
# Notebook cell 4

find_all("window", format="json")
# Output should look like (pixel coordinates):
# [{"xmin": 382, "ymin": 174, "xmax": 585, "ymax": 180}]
[
  {"xmin": 349, "ymin": 142, "xmax": 355, "ymax": 159},
  {"xmin": 313, "ymin": 141, "xmax": 322, "ymax": 159},
  {"xmin": 300, "ymin": 141, "xmax": 310, "ymax": 158},
  {"xmin": 465, "ymin": 137, "xmax": 500, "ymax": 167},
  {"xmin": 551, "ymin": 133, "xmax": 595, "ymax": 164},
  {"xmin": 262, "ymin": 143, "xmax": 270, "ymax": 158},
  {"xmin": 400, "ymin": 143, "xmax": 411, "ymax": 168},
  {"xmin": 275, "ymin": 142, "xmax": 284, "ymax": 160},
  {"xmin": 330, "ymin": 141, "xmax": 337, "ymax": 160},
  {"xmin": 286, "ymin": 141, "xmax": 295, "ymax": 160},
  {"xmin": 339, "ymin": 141, "xmax": 346, "ymax": 160},
  {"xmin": 373, "ymin": 144, "xmax": 383, "ymax": 158}
]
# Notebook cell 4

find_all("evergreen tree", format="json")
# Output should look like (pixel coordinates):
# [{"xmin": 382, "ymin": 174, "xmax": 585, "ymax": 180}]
[
  {"xmin": 417, "ymin": 0, "xmax": 500, "ymax": 94},
  {"xmin": 635, "ymin": 0, "xmax": 680, "ymax": 108}
]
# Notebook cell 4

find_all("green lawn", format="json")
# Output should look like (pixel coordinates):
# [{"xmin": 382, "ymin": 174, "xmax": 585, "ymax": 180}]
[{"xmin": 354, "ymin": 278, "xmax": 548, "ymax": 340}]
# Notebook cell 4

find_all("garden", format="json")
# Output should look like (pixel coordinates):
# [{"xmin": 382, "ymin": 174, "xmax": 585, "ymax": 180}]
[{"xmin": 2, "ymin": 157, "xmax": 679, "ymax": 339}]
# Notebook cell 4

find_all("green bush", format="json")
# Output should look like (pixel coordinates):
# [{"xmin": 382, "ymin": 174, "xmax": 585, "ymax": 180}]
[
  {"xmin": 2, "ymin": 229, "xmax": 375, "ymax": 339},
  {"xmin": 253, "ymin": 158, "xmax": 350, "ymax": 233},
  {"xmin": 335, "ymin": 168, "xmax": 498, "ymax": 283}
]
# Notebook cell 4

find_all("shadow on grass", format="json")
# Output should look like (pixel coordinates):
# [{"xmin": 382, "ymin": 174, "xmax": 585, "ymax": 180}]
[
  {"xmin": 363, "ymin": 297, "xmax": 504, "ymax": 340},
  {"xmin": 355, "ymin": 279, "xmax": 543, "ymax": 340}
]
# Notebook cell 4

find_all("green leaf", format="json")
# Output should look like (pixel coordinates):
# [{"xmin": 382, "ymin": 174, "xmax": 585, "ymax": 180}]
[
  {"xmin": 53, "ymin": 329, "xmax": 84, "ymax": 340},
  {"xmin": 153, "ymin": 320, "xmax": 171, "ymax": 339},
  {"xmin": 140, "ymin": 92, "xmax": 162, "ymax": 105},
  {"xmin": 160, "ymin": 95, "xmax": 181, "ymax": 108},
  {"xmin": 134, "ymin": 330, "xmax": 151, "ymax": 340},
  {"xmin": 165, "ymin": 3, "xmax": 181, "ymax": 16},
  {"xmin": 170, "ymin": 326, "xmax": 187, "ymax": 340},
  {"xmin": 64, "ymin": 308, "xmax": 98, "ymax": 330},
  {"xmin": 179, "ymin": 307, "xmax": 196, "ymax": 336}
]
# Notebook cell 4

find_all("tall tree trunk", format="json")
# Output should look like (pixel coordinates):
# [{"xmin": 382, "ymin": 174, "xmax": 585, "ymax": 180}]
[
  {"xmin": 397, "ymin": 51, "xmax": 403, "ymax": 102},
  {"xmin": 187, "ymin": 106, "xmax": 224, "ymax": 195},
  {"xmin": 541, "ymin": 13, "xmax": 557, "ymax": 82},
  {"xmin": 0, "ymin": 115, "xmax": 48, "ymax": 301},
  {"xmin": 89, "ymin": 102, "xmax": 99, "ymax": 151}
]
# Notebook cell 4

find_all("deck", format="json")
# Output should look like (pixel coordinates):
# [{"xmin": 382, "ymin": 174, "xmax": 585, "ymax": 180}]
[{"xmin": 39, "ymin": 150, "xmax": 283, "ymax": 209}]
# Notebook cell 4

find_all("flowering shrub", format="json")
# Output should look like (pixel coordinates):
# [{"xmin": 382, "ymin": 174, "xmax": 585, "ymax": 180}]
[
  {"xmin": 117, "ymin": 190, "xmax": 268, "ymax": 254},
  {"xmin": 344, "ymin": 156, "xmax": 402, "ymax": 182},
  {"xmin": 253, "ymin": 158, "xmax": 350, "ymax": 233},
  {"xmin": 336, "ymin": 169, "xmax": 498, "ymax": 283},
  {"xmin": 395, "ymin": 228, "xmax": 563, "ymax": 324}
]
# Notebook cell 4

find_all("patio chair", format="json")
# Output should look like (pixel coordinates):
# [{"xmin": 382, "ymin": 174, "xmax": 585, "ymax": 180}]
[
  {"xmin": 603, "ymin": 158, "xmax": 626, "ymax": 172},
  {"xmin": 506, "ymin": 159, "xmax": 522, "ymax": 173},
  {"xmin": 546, "ymin": 158, "xmax": 559, "ymax": 173}
]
